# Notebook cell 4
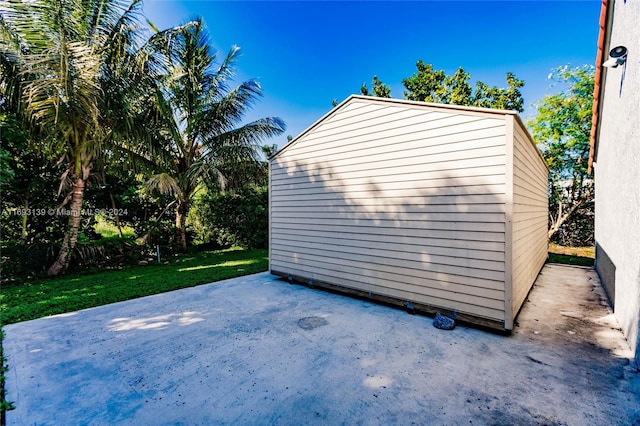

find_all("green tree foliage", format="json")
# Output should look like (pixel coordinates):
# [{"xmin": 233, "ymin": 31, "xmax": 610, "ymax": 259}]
[
  {"xmin": 0, "ymin": 0, "xmax": 190, "ymax": 275},
  {"xmin": 402, "ymin": 61, "xmax": 448, "ymax": 103},
  {"xmin": 472, "ymin": 73, "xmax": 524, "ymax": 112},
  {"xmin": 136, "ymin": 19, "xmax": 284, "ymax": 250},
  {"xmin": 0, "ymin": 147, "xmax": 14, "ymax": 190},
  {"xmin": 372, "ymin": 76, "xmax": 392, "ymax": 98},
  {"xmin": 0, "ymin": 113, "xmax": 66, "ymax": 244},
  {"xmin": 261, "ymin": 144, "xmax": 279, "ymax": 159},
  {"xmin": 528, "ymin": 65, "xmax": 595, "ymax": 243},
  {"xmin": 189, "ymin": 186, "xmax": 269, "ymax": 250},
  {"xmin": 360, "ymin": 75, "xmax": 391, "ymax": 98},
  {"xmin": 403, "ymin": 60, "xmax": 524, "ymax": 112},
  {"xmin": 0, "ymin": 117, "xmax": 18, "ymax": 193}
]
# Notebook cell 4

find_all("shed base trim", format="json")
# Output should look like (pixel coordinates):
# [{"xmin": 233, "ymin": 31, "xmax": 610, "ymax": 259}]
[{"xmin": 271, "ymin": 270, "xmax": 509, "ymax": 333}]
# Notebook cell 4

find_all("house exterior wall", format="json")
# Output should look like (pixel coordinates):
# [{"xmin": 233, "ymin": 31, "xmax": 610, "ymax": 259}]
[
  {"xmin": 270, "ymin": 96, "xmax": 546, "ymax": 330},
  {"xmin": 510, "ymin": 116, "xmax": 549, "ymax": 318},
  {"xmin": 593, "ymin": 0, "xmax": 640, "ymax": 366}
]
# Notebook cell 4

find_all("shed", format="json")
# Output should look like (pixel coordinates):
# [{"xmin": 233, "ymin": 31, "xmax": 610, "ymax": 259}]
[{"xmin": 269, "ymin": 95, "xmax": 548, "ymax": 330}]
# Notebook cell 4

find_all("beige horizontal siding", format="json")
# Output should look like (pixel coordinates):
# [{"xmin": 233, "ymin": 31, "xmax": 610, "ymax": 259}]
[
  {"xmin": 271, "ymin": 263, "xmax": 505, "ymax": 321},
  {"xmin": 277, "ymin": 124, "xmax": 506, "ymax": 164},
  {"xmin": 270, "ymin": 252, "xmax": 505, "ymax": 290},
  {"xmin": 511, "ymin": 237, "xmax": 548, "ymax": 311},
  {"xmin": 271, "ymin": 254, "xmax": 505, "ymax": 293},
  {"xmin": 511, "ymin": 188, "xmax": 547, "ymax": 206},
  {"xmin": 273, "ymin": 200, "xmax": 504, "ymax": 215},
  {"xmin": 272, "ymin": 165, "xmax": 504, "ymax": 191},
  {"xmin": 274, "ymin": 258, "xmax": 504, "ymax": 310},
  {"xmin": 512, "ymin": 216, "xmax": 547, "ymax": 233},
  {"xmin": 273, "ymin": 203, "xmax": 505, "ymax": 215},
  {"xmin": 272, "ymin": 223, "xmax": 506, "ymax": 243},
  {"xmin": 273, "ymin": 210, "xmax": 505, "ymax": 223},
  {"xmin": 272, "ymin": 236, "xmax": 505, "ymax": 263},
  {"xmin": 299, "ymin": 110, "xmax": 483, "ymax": 148},
  {"xmin": 271, "ymin": 179, "xmax": 506, "ymax": 198},
  {"xmin": 286, "ymin": 109, "xmax": 499, "ymax": 152},
  {"xmin": 270, "ymin": 98, "xmax": 510, "ymax": 323},
  {"xmin": 270, "ymin": 249, "xmax": 505, "ymax": 283},
  {"xmin": 510, "ymin": 120, "xmax": 549, "ymax": 315},
  {"xmin": 271, "ymin": 174, "xmax": 505, "ymax": 200},
  {"xmin": 271, "ymin": 241, "xmax": 505, "ymax": 272},
  {"xmin": 271, "ymin": 227, "xmax": 505, "ymax": 251},
  {"xmin": 272, "ymin": 152, "xmax": 505, "ymax": 184},
  {"xmin": 272, "ymin": 194, "xmax": 506, "ymax": 207},
  {"xmin": 512, "ymin": 169, "xmax": 547, "ymax": 196},
  {"xmin": 271, "ymin": 216, "xmax": 506, "ymax": 233}
]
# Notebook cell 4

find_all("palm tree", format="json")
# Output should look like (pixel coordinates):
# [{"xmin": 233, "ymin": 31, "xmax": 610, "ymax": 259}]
[
  {"xmin": 138, "ymin": 19, "xmax": 285, "ymax": 250},
  {"xmin": 0, "ymin": 0, "xmax": 187, "ymax": 275}
]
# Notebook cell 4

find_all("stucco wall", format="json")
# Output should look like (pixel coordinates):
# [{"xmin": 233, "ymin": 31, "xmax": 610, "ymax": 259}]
[{"xmin": 594, "ymin": 0, "xmax": 640, "ymax": 367}]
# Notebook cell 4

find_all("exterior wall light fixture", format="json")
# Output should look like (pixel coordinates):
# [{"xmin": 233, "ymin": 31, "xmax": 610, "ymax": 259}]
[{"xmin": 603, "ymin": 45, "xmax": 628, "ymax": 68}]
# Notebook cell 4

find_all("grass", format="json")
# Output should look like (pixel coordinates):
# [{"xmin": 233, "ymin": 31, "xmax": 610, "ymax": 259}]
[
  {"xmin": 1, "ymin": 241, "xmax": 597, "ymax": 324},
  {"xmin": 93, "ymin": 215, "xmax": 135, "ymax": 239},
  {"xmin": 548, "ymin": 243, "xmax": 595, "ymax": 266},
  {"xmin": 0, "ymin": 248, "xmax": 268, "ymax": 325},
  {"xmin": 0, "ymin": 329, "xmax": 15, "ymax": 420}
]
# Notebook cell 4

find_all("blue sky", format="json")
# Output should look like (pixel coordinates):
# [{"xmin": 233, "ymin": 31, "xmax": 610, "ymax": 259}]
[{"xmin": 144, "ymin": 0, "xmax": 602, "ymax": 148}]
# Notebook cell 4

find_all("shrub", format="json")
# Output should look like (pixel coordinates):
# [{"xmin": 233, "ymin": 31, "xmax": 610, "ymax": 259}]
[
  {"xmin": 1, "ymin": 242, "xmax": 58, "ymax": 281},
  {"xmin": 190, "ymin": 187, "xmax": 268, "ymax": 249},
  {"xmin": 1, "ymin": 238, "xmax": 162, "ymax": 282}
]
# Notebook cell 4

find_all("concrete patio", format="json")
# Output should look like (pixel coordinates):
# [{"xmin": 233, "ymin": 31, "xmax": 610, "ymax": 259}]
[{"xmin": 4, "ymin": 264, "xmax": 640, "ymax": 425}]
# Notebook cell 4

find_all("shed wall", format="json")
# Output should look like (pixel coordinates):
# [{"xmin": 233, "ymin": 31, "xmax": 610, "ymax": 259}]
[
  {"xmin": 270, "ymin": 99, "xmax": 509, "ymax": 323},
  {"xmin": 510, "ymin": 117, "xmax": 549, "ymax": 317}
]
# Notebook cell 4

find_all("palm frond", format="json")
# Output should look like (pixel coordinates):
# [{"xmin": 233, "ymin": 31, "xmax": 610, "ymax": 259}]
[
  {"xmin": 0, "ymin": 15, "xmax": 25, "ymax": 110},
  {"xmin": 184, "ymin": 160, "xmax": 225, "ymax": 191},
  {"xmin": 202, "ymin": 117, "xmax": 286, "ymax": 160},
  {"xmin": 140, "ymin": 21, "xmax": 198, "ymax": 79},
  {"xmin": 197, "ymin": 80, "xmax": 265, "ymax": 139},
  {"xmin": 144, "ymin": 172, "xmax": 181, "ymax": 197},
  {"xmin": 205, "ymin": 44, "xmax": 241, "ymax": 100}
]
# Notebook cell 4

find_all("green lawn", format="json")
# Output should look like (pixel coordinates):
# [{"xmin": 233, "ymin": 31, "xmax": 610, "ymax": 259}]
[
  {"xmin": 548, "ymin": 243, "xmax": 595, "ymax": 267},
  {"xmin": 1, "ymin": 243, "xmax": 597, "ymax": 325},
  {"xmin": 0, "ymin": 248, "xmax": 268, "ymax": 325}
]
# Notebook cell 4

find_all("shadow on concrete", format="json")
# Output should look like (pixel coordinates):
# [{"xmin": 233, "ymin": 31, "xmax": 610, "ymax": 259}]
[{"xmin": 4, "ymin": 268, "xmax": 639, "ymax": 425}]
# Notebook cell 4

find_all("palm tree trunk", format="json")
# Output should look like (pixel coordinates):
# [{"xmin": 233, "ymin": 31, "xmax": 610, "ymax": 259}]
[
  {"xmin": 175, "ymin": 201, "xmax": 188, "ymax": 250},
  {"xmin": 47, "ymin": 176, "xmax": 86, "ymax": 276},
  {"xmin": 20, "ymin": 190, "xmax": 30, "ymax": 244},
  {"xmin": 109, "ymin": 192, "xmax": 123, "ymax": 238}
]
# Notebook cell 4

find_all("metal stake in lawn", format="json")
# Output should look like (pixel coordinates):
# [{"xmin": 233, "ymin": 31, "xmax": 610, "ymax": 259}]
[{"xmin": 156, "ymin": 245, "xmax": 161, "ymax": 264}]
